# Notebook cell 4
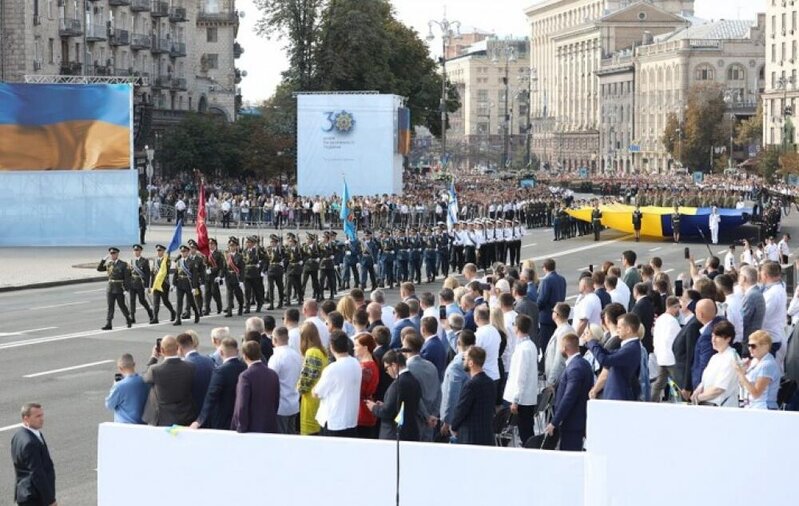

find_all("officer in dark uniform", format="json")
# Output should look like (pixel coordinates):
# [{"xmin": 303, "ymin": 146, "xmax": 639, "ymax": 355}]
[
  {"xmin": 360, "ymin": 230, "xmax": 379, "ymax": 291},
  {"xmin": 186, "ymin": 240, "xmax": 206, "ymax": 318},
  {"xmin": 671, "ymin": 205, "xmax": 681, "ymax": 243},
  {"xmin": 395, "ymin": 229, "xmax": 410, "ymax": 283},
  {"xmin": 436, "ymin": 223, "xmax": 450, "ymax": 279},
  {"xmin": 553, "ymin": 205, "xmax": 562, "ymax": 241},
  {"xmin": 173, "ymin": 244, "xmax": 201, "ymax": 326},
  {"xmin": 150, "ymin": 244, "xmax": 176, "ymax": 324},
  {"xmin": 320, "ymin": 232, "xmax": 338, "ymax": 299},
  {"xmin": 284, "ymin": 233, "xmax": 304, "ymax": 306},
  {"xmin": 409, "ymin": 229, "xmax": 423, "ymax": 284},
  {"xmin": 632, "ymin": 204, "xmax": 643, "ymax": 242},
  {"xmin": 379, "ymin": 229, "xmax": 396, "ymax": 289},
  {"xmin": 98, "ymin": 247, "xmax": 133, "ymax": 330},
  {"xmin": 331, "ymin": 231, "xmax": 345, "ymax": 290},
  {"xmin": 343, "ymin": 233, "xmax": 361, "ymax": 289},
  {"xmin": 265, "ymin": 234, "xmax": 286, "ymax": 310},
  {"xmin": 128, "ymin": 244, "xmax": 153, "ymax": 324},
  {"xmin": 423, "ymin": 228, "xmax": 438, "ymax": 283},
  {"xmin": 203, "ymin": 238, "xmax": 225, "ymax": 315},
  {"xmin": 591, "ymin": 201, "xmax": 603, "ymax": 242},
  {"xmin": 243, "ymin": 236, "xmax": 265, "ymax": 313},
  {"xmin": 223, "ymin": 236, "xmax": 245, "ymax": 317},
  {"xmin": 301, "ymin": 233, "xmax": 322, "ymax": 302}
]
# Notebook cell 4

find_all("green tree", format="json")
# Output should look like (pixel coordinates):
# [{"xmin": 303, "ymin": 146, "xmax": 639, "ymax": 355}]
[
  {"xmin": 681, "ymin": 84, "xmax": 726, "ymax": 172},
  {"xmin": 661, "ymin": 112, "xmax": 681, "ymax": 165},
  {"xmin": 735, "ymin": 99, "xmax": 763, "ymax": 148},
  {"xmin": 158, "ymin": 114, "xmax": 240, "ymax": 176},
  {"xmin": 759, "ymin": 145, "xmax": 781, "ymax": 182}
]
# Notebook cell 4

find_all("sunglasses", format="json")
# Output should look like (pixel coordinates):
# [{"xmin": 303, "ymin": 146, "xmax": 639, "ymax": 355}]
[{"xmin": 747, "ymin": 343, "xmax": 759, "ymax": 349}]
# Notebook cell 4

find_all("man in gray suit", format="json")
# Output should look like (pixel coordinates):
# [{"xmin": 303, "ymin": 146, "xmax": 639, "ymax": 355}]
[
  {"xmin": 143, "ymin": 335, "xmax": 196, "ymax": 426},
  {"xmin": 403, "ymin": 332, "xmax": 441, "ymax": 442},
  {"xmin": 739, "ymin": 266, "xmax": 765, "ymax": 352},
  {"xmin": 512, "ymin": 281, "xmax": 540, "ymax": 347}
]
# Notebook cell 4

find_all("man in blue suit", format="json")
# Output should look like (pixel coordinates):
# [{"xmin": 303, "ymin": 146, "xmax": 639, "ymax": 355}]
[
  {"xmin": 390, "ymin": 301, "xmax": 416, "ymax": 349},
  {"xmin": 190, "ymin": 337, "xmax": 247, "ymax": 430},
  {"xmin": 177, "ymin": 333, "xmax": 215, "ymax": 417},
  {"xmin": 537, "ymin": 258, "xmax": 567, "ymax": 363},
  {"xmin": 691, "ymin": 299, "xmax": 724, "ymax": 390},
  {"xmin": 419, "ymin": 316, "xmax": 447, "ymax": 380},
  {"xmin": 585, "ymin": 313, "xmax": 642, "ymax": 401},
  {"xmin": 546, "ymin": 333, "xmax": 593, "ymax": 451}
]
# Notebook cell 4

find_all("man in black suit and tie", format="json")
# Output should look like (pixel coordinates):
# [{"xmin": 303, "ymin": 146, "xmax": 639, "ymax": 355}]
[
  {"xmin": 545, "ymin": 334, "xmax": 593, "ymax": 451},
  {"xmin": 143, "ymin": 335, "xmax": 196, "ymax": 426},
  {"xmin": 366, "ymin": 302, "xmax": 385, "ymax": 332},
  {"xmin": 512, "ymin": 282, "xmax": 540, "ymax": 347},
  {"xmin": 537, "ymin": 259, "xmax": 567, "ymax": 364},
  {"xmin": 367, "ymin": 350, "xmax": 422, "ymax": 441},
  {"xmin": 190, "ymin": 338, "xmax": 247, "ymax": 430},
  {"xmin": 631, "ymin": 283, "xmax": 655, "ymax": 354},
  {"xmin": 10, "ymin": 403, "xmax": 56, "ymax": 506},
  {"xmin": 451, "ymin": 346, "xmax": 496, "ymax": 446},
  {"xmin": 177, "ymin": 333, "xmax": 215, "ymax": 416},
  {"xmin": 232, "ymin": 341, "xmax": 281, "ymax": 433}
]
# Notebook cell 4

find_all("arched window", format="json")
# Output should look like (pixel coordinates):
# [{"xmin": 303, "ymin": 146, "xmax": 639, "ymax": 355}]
[
  {"xmin": 727, "ymin": 64, "xmax": 746, "ymax": 81},
  {"xmin": 695, "ymin": 64, "xmax": 714, "ymax": 81}
]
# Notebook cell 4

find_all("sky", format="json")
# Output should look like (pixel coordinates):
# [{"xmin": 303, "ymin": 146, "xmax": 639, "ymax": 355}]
[{"xmin": 236, "ymin": 0, "xmax": 762, "ymax": 105}]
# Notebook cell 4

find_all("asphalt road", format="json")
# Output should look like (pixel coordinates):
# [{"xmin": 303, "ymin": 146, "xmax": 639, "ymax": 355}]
[{"xmin": 0, "ymin": 216, "xmax": 793, "ymax": 505}]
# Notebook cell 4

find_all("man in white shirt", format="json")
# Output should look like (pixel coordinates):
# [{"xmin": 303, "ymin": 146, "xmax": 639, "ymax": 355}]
[
  {"xmin": 714, "ymin": 274, "xmax": 743, "ymax": 345},
  {"xmin": 708, "ymin": 206, "xmax": 721, "ymax": 245},
  {"xmin": 765, "ymin": 237, "xmax": 780, "ymax": 263},
  {"xmin": 605, "ymin": 274, "xmax": 630, "ymax": 308},
  {"xmin": 499, "ymin": 293, "xmax": 519, "ymax": 373},
  {"xmin": 312, "ymin": 331, "xmax": 362, "ymax": 437},
  {"xmin": 267, "ymin": 327, "xmax": 303, "ymax": 434},
  {"xmin": 778, "ymin": 234, "xmax": 791, "ymax": 265},
  {"xmin": 723, "ymin": 244, "xmax": 737, "ymax": 272},
  {"xmin": 474, "ymin": 306, "xmax": 501, "ymax": 381},
  {"xmin": 574, "ymin": 277, "xmax": 602, "ymax": 336},
  {"xmin": 651, "ymin": 296, "xmax": 681, "ymax": 402},
  {"xmin": 760, "ymin": 261, "xmax": 787, "ymax": 358},
  {"xmin": 503, "ymin": 314, "xmax": 539, "ymax": 444},
  {"xmin": 302, "ymin": 299, "xmax": 330, "ymax": 349},
  {"xmin": 370, "ymin": 289, "xmax": 395, "ymax": 331}
]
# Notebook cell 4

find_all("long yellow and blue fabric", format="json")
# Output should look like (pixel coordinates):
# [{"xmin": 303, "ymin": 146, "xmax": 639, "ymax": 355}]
[
  {"xmin": 567, "ymin": 203, "xmax": 753, "ymax": 238},
  {"xmin": 0, "ymin": 83, "xmax": 131, "ymax": 170}
]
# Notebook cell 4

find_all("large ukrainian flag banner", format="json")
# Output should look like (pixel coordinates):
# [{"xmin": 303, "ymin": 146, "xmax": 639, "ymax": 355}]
[{"xmin": 0, "ymin": 83, "xmax": 131, "ymax": 170}]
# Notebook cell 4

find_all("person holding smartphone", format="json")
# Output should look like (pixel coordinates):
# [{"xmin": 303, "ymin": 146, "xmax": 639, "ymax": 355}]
[
  {"xmin": 104, "ymin": 353, "xmax": 150, "ymax": 424},
  {"xmin": 735, "ymin": 330, "xmax": 781, "ymax": 409}
]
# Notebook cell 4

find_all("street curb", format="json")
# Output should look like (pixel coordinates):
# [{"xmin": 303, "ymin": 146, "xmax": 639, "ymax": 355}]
[{"xmin": 0, "ymin": 276, "xmax": 106, "ymax": 293}]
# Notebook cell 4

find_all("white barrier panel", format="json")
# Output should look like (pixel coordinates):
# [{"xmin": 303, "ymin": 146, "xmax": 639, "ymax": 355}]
[
  {"xmin": 97, "ymin": 423, "xmax": 585, "ymax": 506},
  {"xmin": 585, "ymin": 401, "xmax": 799, "ymax": 506},
  {"xmin": 297, "ymin": 94, "xmax": 404, "ymax": 197}
]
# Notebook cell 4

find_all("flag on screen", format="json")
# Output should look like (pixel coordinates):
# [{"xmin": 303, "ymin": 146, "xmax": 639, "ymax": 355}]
[
  {"xmin": 196, "ymin": 183, "xmax": 210, "ymax": 257},
  {"xmin": 446, "ymin": 181, "xmax": 459, "ymax": 232},
  {"xmin": 395, "ymin": 402, "xmax": 405, "ymax": 427},
  {"xmin": 152, "ymin": 220, "xmax": 182, "ymax": 293},
  {"xmin": 398, "ymin": 107, "xmax": 411, "ymax": 156},
  {"xmin": 341, "ymin": 178, "xmax": 357, "ymax": 241}
]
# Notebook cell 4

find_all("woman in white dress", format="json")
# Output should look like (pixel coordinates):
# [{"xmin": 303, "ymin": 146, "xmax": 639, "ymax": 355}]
[{"xmin": 691, "ymin": 320, "xmax": 740, "ymax": 407}]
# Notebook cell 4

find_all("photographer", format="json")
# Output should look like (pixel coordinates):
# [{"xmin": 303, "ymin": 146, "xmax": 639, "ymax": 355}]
[{"xmin": 104, "ymin": 354, "xmax": 150, "ymax": 424}]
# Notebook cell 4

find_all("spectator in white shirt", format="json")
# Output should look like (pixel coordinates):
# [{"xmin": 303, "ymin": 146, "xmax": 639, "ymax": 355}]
[
  {"xmin": 778, "ymin": 234, "xmax": 791, "ymax": 265},
  {"xmin": 503, "ymin": 314, "xmax": 539, "ymax": 444},
  {"xmin": 474, "ymin": 306, "xmax": 501, "ymax": 381},
  {"xmin": 760, "ymin": 261, "xmax": 787, "ymax": 358},
  {"xmin": 283, "ymin": 308, "xmax": 302, "ymax": 354},
  {"xmin": 765, "ymin": 237, "xmax": 780, "ymax": 263},
  {"xmin": 499, "ymin": 293, "xmax": 519, "ymax": 373},
  {"xmin": 312, "ymin": 331, "xmax": 362, "ymax": 437},
  {"xmin": 787, "ymin": 284, "xmax": 799, "ymax": 326},
  {"xmin": 714, "ymin": 274, "xmax": 743, "ymax": 346},
  {"xmin": 723, "ymin": 245, "xmax": 737, "ymax": 273},
  {"xmin": 574, "ymin": 276, "xmax": 602, "ymax": 336},
  {"xmin": 302, "ymin": 299, "xmax": 330, "ymax": 349},
  {"xmin": 605, "ymin": 274, "xmax": 630, "ymax": 308},
  {"xmin": 268, "ymin": 327, "xmax": 303, "ymax": 434},
  {"xmin": 545, "ymin": 302, "xmax": 574, "ymax": 386},
  {"xmin": 370, "ymin": 289, "xmax": 395, "ymax": 331},
  {"xmin": 651, "ymin": 296, "xmax": 681, "ymax": 402}
]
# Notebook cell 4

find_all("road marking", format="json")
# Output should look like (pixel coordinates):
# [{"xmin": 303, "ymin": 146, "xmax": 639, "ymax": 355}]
[
  {"xmin": 73, "ymin": 288, "xmax": 106, "ymax": 294},
  {"xmin": 0, "ymin": 326, "xmax": 58, "ymax": 337},
  {"xmin": 29, "ymin": 301, "xmax": 90, "ymax": 311},
  {"xmin": 521, "ymin": 243, "xmax": 538, "ymax": 249},
  {"xmin": 0, "ymin": 423, "xmax": 23, "ymax": 432},
  {"xmin": 24, "ymin": 359, "xmax": 114, "ymax": 378},
  {"xmin": 718, "ymin": 249, "xmax": 728, "ymax": 255},
  {"xmin": 528, "ymin": 235, "xmax": 634, "ymax": 262},
  {"xmin": 664, "ymin": 269, "xmax": 674, "ymax": 274},
  {"xmin": 565, "ymin": 295, "xmax": 579, "ymax": 301},
  {"xmin": 695, "ymin": 258, "xmax": 705, "ymax": 265},
  {"xmin": 649, "ymin": 247, "xmax": 662, "ymax": 252}
]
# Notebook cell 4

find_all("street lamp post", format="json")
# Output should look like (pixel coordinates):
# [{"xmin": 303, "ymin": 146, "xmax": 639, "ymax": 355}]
[
  {"xmin": 526, "ymin": 68, "xmax": 537, "ymax": 169},
  {"xmin": 491, "ymin": 39, "xmax": 517, "ymax": 170},
  {"xmin": 427, "ymin": 13, "xmax": 461, "ymax": 168},
  {"xmin": 722, "ymin": 89, "xmax": 738, "ymax": 169},
  {"xmin": 145, "ymin": 144, "xmax": 155, "ymax": 225}
]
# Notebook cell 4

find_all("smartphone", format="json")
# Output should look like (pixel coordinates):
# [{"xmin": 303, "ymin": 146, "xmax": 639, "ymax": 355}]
[
  {"xmin": 675, "ymin": 279, "xmax": 683, "ymax": 297},
  {"xmin": 439, "ymin": 305, "xmax": 447, "ymax": 320},
  {"xmin": 114, "ymin": 373, "xmax": 123, "ymax": 382},
  {"xmin": 156, "ymin": 337, "xmax": 162, "ymax": 353},
  {"xmin": 589, "ymin": 264, "xmax": 594, "ymax": 273},
  {"xmin": 684, "ymin": 247, "xmax": 690, "ymax": 260},
  {"xmin": 485, "ymin": 268, "xmax": 494, "ymax": 275}
]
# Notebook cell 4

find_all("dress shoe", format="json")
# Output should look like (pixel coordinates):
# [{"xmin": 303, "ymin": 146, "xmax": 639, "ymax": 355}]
[
  {"xmin": 194, "ymin": 314, "xmax": 200, "ymax": 324},
  {"xmin": 126, "ymin": 319, "xmax": 133, "ymax": 328},
  {"xmin": 173, "ymin": 320, "xmax": 182, "ymax": 326},
  {"xmin": 181, "ymin": 313, "xmax": 190, "ymax": 319},
  {"xmin": 101, "ymin": 323, "xmax": 112, "ymax": 331},
  {"xmin": 130, "ymin": 318, "xmax": 136, "ymax": 324},
  {"xmin": 238, "ymin": 307, "xmax": 243, "ymax": 316},
  {"xmin": 149, "ymin": 319, "xmax": 158, "ymax": 324},
  {"xmin": 203, "ymin": 309, "xmax": 210, "ymax": 316},
  {"xmin": 170, "ymin": 311, "xmax": 177, "ymax": 322},
  {"xmin": 224, "ymin": 312, "xmax": 232, "ymax": 318},
  {"xmin": 244, "ymin": 308, "xmax": 251, "ymax": 314}
]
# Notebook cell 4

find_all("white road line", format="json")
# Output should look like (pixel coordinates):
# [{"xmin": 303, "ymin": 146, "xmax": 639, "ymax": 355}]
[
  {"xmin": 73, "ymin": 288, "xmax": 106, "ymax": 294},
  {"xmin": 565, "ymin": 295, "xmax": 579, "ymax": 301},
  {"xmin": 664, "ymin": 269, "xmax": 675, "ymax": 274},
  {"xmin": 695, "ymin": 258, "xmax": 705, "ymax": 265},
  {"xmin": 0, "ymin": 326, "xmax": 58, "ymax": 337},
  {"xmin": 29, "ymin": 301, "xmax": 90, "ymax": 311},
  {"xmin": 718, "ymin": 249, "xmax": 728, "ymax": 255},
  {"xmin": 24, "ymin": 360, "xmax": 114, "ymax": 378},
  {"xmin": 529, "ymin": 235, "xmax": 634, "ymax": 262},
  {"xmin": 649, "ymin": 247, "xmax": 662, "ymax": 252},
  {"xmin": 521, "ymin": 243, "xmax": 538, "ymax": 250},
  {"xmin": 0, "ymin": 423, "xmax": 23, "ymax": 432}
]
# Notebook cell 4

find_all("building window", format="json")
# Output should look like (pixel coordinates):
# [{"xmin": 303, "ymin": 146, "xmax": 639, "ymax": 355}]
[
  {"xmin": 727, "ymin": 65, "xmax": 745, "ymax": 81},
  {"xmin": 48, "ymin": 38, "xmax": 54, "ymax": 63},
  {"xmin": 695, "ymin": 64, "xmax": 714, "ymax": 81},
  {"xmin": 477, "ymin": 89, "xmax": 488, "ymax": 102},
  {"xmin": 206, "ymin": 53, "xmax": 218, "ymax": 69},
  {"xmin": 206, "ymin": 27, "xmax": 217, "ymax": 43}
]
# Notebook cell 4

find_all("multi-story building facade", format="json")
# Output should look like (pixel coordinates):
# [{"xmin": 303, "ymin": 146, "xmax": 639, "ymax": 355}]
[
  {"xmin": 763, "ymin": 0, "xmax": 799, "ymax": 147},
  {"xmin": 0, "ymin": 0, "xmax": 241, "ymax": 152},
  {"xmin": 524, "ymin": 0, "xmax": 695, "ymax": 171}
]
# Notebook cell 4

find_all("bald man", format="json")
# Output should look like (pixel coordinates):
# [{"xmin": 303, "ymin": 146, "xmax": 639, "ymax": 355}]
[
  {"xmin": 366, "ymin": 302, "xmax": 385, "ymax": 332},
  {"xmin": 142, "ymin": 335, "xmax": 196, "ymax": 426},
  {"xmin": 691, "ymin": 299, "xmax": 724, "ymax": 391}
]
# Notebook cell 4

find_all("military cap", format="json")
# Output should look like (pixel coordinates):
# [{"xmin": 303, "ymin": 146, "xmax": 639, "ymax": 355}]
[
  {"xmin": 227, "ymin": 236, "xmax": 239, "ymax": 246},
  {"xmin": 187, "ymin": 239, "xmax": 198, "ymax": 247},
  {"xmin": 108, "ymin": 247, "xmax": 120, "ymax": 254},
  {"xmin": 246, "ymin": 235, "xmax": 258, "ymax": 243},
  {"xmin": 269, "ymin": 234, "xmax": 280, "ymax": 242},
  {"xmin": 179, "ymin": 245, "xmax": 190, "ymax": 252},
  {"xmin": 209, "ymin": 238, "xmax": 218, "ymax": 245},
  {"xmin": 287, "ymin": 232, "xmax": 297, "ymax": 240},
  {"xmin": 155, "ymin": 244, "xmax": 166, "ymax": 251},
  {"xmin": 323, "ymin": 231, "xmax": 332, "ymax": 238},
  {"xmin": 306, "ymin": 232, "xmax": 316, "ymax": 239},
  {"xmin": 132, "ymin": 244, "xmax": 142, "ymax": 251}
]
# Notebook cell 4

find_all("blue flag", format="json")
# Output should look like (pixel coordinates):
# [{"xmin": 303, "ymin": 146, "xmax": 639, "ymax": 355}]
[
  {"xmin": 153, "ymin": 219, "xmax": 182, "ymax": 293},
  {"xmin": 446, "ymin": 181, "xmax": 459, "ymax": 232},
  {"xmin": 341, "ymin": 179, "xmax": 356, "ymax": 241},
  {"xmin": 167, "ymin": 219, "xmax": 183, "ymax": 254}
]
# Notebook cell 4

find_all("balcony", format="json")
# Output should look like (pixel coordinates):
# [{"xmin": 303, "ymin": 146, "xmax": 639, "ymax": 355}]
[
  {"xmin": 130, "ymin": 33, "xmax": 151, "ymax": 50},
  {"xmin": 169, "ymin": 41, "xmax": 186, "ymax": 57},
  {"xmin": 58, "ymin": 18, "xmax": 83, "ymax": 37},
  {"xmin": 170, "ymin": 77, "xmax": 187, "ymax": 91},
  {"xmin": 59, "ymin": 62, "xmax": 83, "ymax": 75},
  {"xmin": 113, "ymin": 67, "xmax": 132, "ymax": 76},
  {"xmin": 197, "ymin": 10, "xmax": 238, "ymax": 23},
  {"xmin": 169, "ymin": 7, "xmax": 188, "ymax": 22},
  {"xmin": 90, "ymin": 65, "xmax": 113, "ymax": 76},
  {"xmin": 150, "ymin": 38, "xmax": 170, "ymax": 54},
  {"xmin": 152, "ymin": 75, "xmax": 170, "ymax": 89},
  {"xmin": 130, "ymin": 0, "xmax": 150, "ymax": 11},
  {"xmin": 151, "ymin": 1, "xmax": 169, "ymax": 17},
  {"xmin": 110, "ymin": 28, "xmax": 130, "ymax": 46},
  {"xmin": 86, "ymin": 24, "xmax": 107, "ymax": 42},
  {"xmin": 108, "ymin": 0, "xmax": 131, "ymax": 5},
  {"xmin": 233, "ymin": 42, "xmax": 243, "ymax": 59}
]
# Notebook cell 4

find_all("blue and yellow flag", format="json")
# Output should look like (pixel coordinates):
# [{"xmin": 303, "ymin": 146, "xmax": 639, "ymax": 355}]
[
  {"xmin": 0, "ymin": 83, "xmax": 131, "ymax": 170},
  {"xmin": 152, "ymin": 220, "xmax": 182, "ymax": 293},
  {"xmin": 340, "ymin": 178, "xmax": 356, "ymax": 241},
  {"xmin": 395, "ymin": 402, "xmax": 405, "ymax": 427}
]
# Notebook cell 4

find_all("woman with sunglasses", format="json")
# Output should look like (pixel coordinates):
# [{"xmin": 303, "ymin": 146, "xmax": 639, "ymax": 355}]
[
  {"xmin": 735, "ymin": 330, "xmax": 781, "ymax": 410},
  {"xmin": 691, "ymin": 321, "xmax": 739, "ymax": 407}
]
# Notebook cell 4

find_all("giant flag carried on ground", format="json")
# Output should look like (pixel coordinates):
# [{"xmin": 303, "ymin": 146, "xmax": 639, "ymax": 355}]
[
  {"xmin": 341, "ymin": 178, "xmax": 357, "ymax": 241},
  {"xmin": 0, "ymin": 83, "xmax": 131, "ymax": 170},
  {"xmin": 153, "ymin": 220, "xmax": 183, "ymax": 293}
]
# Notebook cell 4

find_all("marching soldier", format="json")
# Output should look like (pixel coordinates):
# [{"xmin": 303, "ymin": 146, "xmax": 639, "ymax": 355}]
[
  {"xmin": 423, "ymin": 228, "xmax": 438, "ymax": 284},
  {"xmin": 173, "ymin": 245, "xmax": 201, "ymax": 326},
  {"xmin": 204, "ymin": 238, "xmax": 225, "ymax": 315},
  {"xmin": 284, "ymin": 233, "xmax": 304, "ymax": 306},
  {"xmin": 301, "ymin": 233, "xmax": 322, "ymax": 302},
  {"xmin": 331, "ymin": 231, "xmax": 345, "ymax": 291},
  {"xmin": 150, "ymin": 244, "xmax": 176, "ymax": 324},
  {"xmin": 591, "ymin": 201, "xmax": 603, "ymax": 242},
  {"xmin": 320, "ymin": 232, "xmax": 338, "ymax": 299},
  {"xmin": 243, "ymin": 236, "xmax": 265, "ymax": 313},
  {"xmin": 128, "ymin": 244, "xmax": 154, "ymax": 324},
  {"xmin": 98, "ymin": 247, "xmax": 133, "ymax": 330},
  {"xmin": 510, "ymin": 220, "xmax": 524, "ymax": 267},
  {"xmin": 378, "ymin": 229, "xmax": 396, "ymax": 289},
  {"xmin": 395, "ymin": 229, "xmax": 410, "ymax": 283},
  {"xmin": 436, "ymin": 223, "xmax": 451, "ymax": 279},
  {"xmin": 409, "ymin": 229, "xmax": 423, "ymax": 285},
  {"xmin": 223, "ymin": 236, "xmax": 245, "ymax": 317},
  {"xmin": 265, "ymin": 234, "xmax": 286, "ymax": 310},
  {"xmin": 463, "ymin": 222, "xmax": 478, "ymax": 266},
  {"xmin": 343, "ymin": 233, "xmax": 361, "ymax": 289},
  {"xmin": 452, "ymin": 222, "xmax": 466, "ymax": 273},
  {"xmin": 186, "ymin": 240, "xmax": 206, "ymax": 319},
  {"xmin": 360, "ymin": 230, "xmax": 380, "ymax": 291}
]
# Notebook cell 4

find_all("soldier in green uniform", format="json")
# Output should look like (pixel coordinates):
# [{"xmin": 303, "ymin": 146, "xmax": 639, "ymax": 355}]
[
  {"xmin": 243, "ymin": 236, "xmax": 265, "ymax": 313},
  {"xmin": 203, "ymin": 238, "xmax": 225, "ymax": 315},
  {"xmin": 301, "ymin": 233, "xmax": 322, "ymax": 302},
  {"xmin": 284, "ymin": 233, "xmax": 304, "ymax": 306},
  {"xmin": 128, "ymin": 244, "xmax": 153, "ymax": 324},
  {"xmin": 320, "ymin": 231, "xmax": 338, "ymax": 299},
  {"xmin": 672, "ymin": 205, "xmax": 682, "ymax": 243},
  {"xmin": 591, "ymin": 201, "xmax": 603, "ymax": 242},
  {"xmin": 265, "ymin": 234, "xmax": 286, "ymax": 310},
  {"xmin": 223, "ymin": 236, "xmax": 245, "ymax": 317},
  {"xmin": 98, "ymin": 247, "xmax": 133, "ymax": 330},
  {"xmin": 150, "ymin": 244, "xmax": 176, "ymax": 324},
  {"xmin": 186, "ymin": 240, "xmax": 206, "ymax": 319},
  {"xmin": 173, "ymin": 244, "xmax": 201, "ymax": 326}
]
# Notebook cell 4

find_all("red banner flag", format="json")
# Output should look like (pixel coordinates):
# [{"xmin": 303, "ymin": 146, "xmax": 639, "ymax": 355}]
[{"xmin": 196, "ymin": 181, "xmax": 210, "ymax": 257}]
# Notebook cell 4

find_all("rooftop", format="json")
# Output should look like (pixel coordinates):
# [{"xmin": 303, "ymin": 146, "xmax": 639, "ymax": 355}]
[{"xmin": 657, "ymin": 18, "xmax": 755, "ymax": 42}]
